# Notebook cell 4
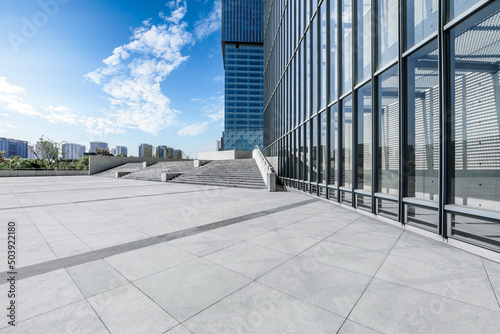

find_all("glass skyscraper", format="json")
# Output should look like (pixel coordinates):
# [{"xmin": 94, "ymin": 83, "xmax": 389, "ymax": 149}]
[
  {"xmin": 221, "ymin": 0, "xmax": 264, "ymax": 151},
  {"xmin": 263, "ymin": 0, "xmax": 500, "ymax": 252}
]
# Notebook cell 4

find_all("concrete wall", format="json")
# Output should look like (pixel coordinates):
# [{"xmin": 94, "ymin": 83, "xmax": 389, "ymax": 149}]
[
  {"xmin": 198, "ymin": 150, "xmax": 252, "ymax": 160},
  {"xmin": 89, "ymin": 156, "xmax": 193, "ymax": 175},
  {"xmin": 0, "ymin": 170, "xmax": 88, "ymax": 177}
]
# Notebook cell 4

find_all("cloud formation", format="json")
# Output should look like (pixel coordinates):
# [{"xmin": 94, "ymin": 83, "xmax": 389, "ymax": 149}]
[
  {"xmin": 84, "ymin": 1, "xmax": 193, "ymax": 135},
  {"xmin": 178, "ymin": 95, "xmax": 223, "ymax": 136},
  {"xmin": 0, "ymin": 77, "xmax": 40, "ymax": 116},
  {"xmin": 194, "ymin": 1, "xmax": 221, "ymax": 40},
  {"xmin": 177, "ymin": 122, "xmax": 209, "ymax": 136}
]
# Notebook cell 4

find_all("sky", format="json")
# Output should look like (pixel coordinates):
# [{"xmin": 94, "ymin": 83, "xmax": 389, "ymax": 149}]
[{"xmin": 0, "ymin": 0, "xmax": 225, "ymax": 157}]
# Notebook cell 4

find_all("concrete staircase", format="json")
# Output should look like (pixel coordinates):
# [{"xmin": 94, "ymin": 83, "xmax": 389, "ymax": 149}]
[
  {"xmin": 122, "ymin": 161, "xmax": 194, "ymax": 182},
  {"xmin": 93, "ymin": 163, "xmax": 144, "ymax": 178},
  {"xmin": 170, "ymin": 159, "xmax": 266, "ymax": 189}
]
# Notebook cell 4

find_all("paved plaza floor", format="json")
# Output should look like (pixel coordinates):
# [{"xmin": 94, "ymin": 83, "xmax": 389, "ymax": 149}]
[{"xmin": 1, "ymin": 176, "xmax": 500, "ymax": 333}]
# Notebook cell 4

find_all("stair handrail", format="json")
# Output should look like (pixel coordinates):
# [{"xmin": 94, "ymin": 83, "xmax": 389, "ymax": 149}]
[{"xmin": 253, "ymin": 145, "xmax": 277, "ymax": 175}]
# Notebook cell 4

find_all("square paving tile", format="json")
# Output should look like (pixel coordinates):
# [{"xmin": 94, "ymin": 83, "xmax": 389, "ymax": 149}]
[
  {"xmin": 88, "ymin": 284, "xmax": 177, "ymax": 334},
  {"xmin": 0, "ymin": 300, "xmax": 108, "ymax": 334},
  {"xmin": 212, "ymin": 223, "xmax": 272, "ymax": 241},
  {"xmin": 300, "ymin": 241, "xmax": 388, "ymax": 276},
  {"xmin": 168, "ymin": 231, "xmax": 241, "ymax": 257},
  {"xmin": 376, "ymin": 253, "xmax": 500, "ymax": 311},
  {"xmin": 248, "ymin": 230, "xmax": 319, "ymax": 255},
  {"xmin": 184, "ymin": 282, "xmax": 345, "ymax": 334},
  {"xmin": 204, "ymin": 242, "xmax": 293, "ymax": 280},
  {"xmin": 349, "ymin": 279, "xmax": 500, "ymax": 334},
  {"xmin": 105, "ymin": 243, "xmax": 197, "ymax": 281},
  {"xmin": 49, "ymin": 238, "xmax": 93, "ymax": 258},
  {"xmin": 16, "ymin": 269, "xmax": 84, "ymax": 322},
  {"xmin": 338, "ymin": 320, "xmax": 381, "ymax": 334},
  {"xmin": 258, "ymin": 257, "xmax": 372, "ymax": 317},
  {"xmin": 135, "ymin": 258, "xmax": 251, "ymax": 321},
  {"xmin": 67, "ymin": 260, "xmax": 129, "ymax": 297}
]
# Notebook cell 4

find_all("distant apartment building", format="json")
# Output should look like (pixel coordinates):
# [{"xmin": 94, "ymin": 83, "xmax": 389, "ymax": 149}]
[
  {"xmin": 0, "ymin": 137, "xmax": 28, "ymax": 158},
  {"xmin": 112, "ymin": 146, "xmax": 128, "ymax": 156},
  {"xmin": 89, "ymin": 141, "xmax": 108, "ymax": 153},
  {"xmin": 63, "ymin": 143, "xmax": 86, "ymax": 160},
  {"xmin": 138, "ymin": 143, "xmax": 151, "ymax": 158}
]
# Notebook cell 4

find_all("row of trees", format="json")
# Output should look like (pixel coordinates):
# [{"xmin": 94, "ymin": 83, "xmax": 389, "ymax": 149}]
[
  {"xmin": 0, "ymin": 136, "xmax": 89, "ymax": 170},
  {"xmin": 1, "ymin": 137, "xmax": 190, "ymax": 170}
]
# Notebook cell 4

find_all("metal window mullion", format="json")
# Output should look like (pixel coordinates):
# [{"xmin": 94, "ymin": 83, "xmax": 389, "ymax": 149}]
[
  {"xmin": 325, "ymin": 0, "xmax": 331, "ymax": 189},
  {"xmin": 438, "ymin": 0, "xmax": 449, "ymax": 237},
  {"xmin": 351, "ymin": 0, "xmax": 358, "ymax": 207},
  {"xmin": 371, "ymin": 0, "xmax": 378, "ymax": 214},
  {"xmin": 398, "ymin": 0, "xmax": 405, "ymax": 223},
  {"xmin": 337, "ymin": 0, "xmax": 343, "ymax": 201}
]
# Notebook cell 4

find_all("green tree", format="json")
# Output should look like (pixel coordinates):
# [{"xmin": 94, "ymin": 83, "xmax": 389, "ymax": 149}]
[
  {"xmin": 117, "ymin": 153, "xmax": 127, "ymax": 157},
  {"xmin": 30, "ymin": 136, "xmax": 65, "ymax": 169},
  {"xmin": 0, "ymin": 151, "xmax": 5, "ymax": 162},
  {"xmin": 174, "ymin": 151, "xmax": 182, "ymax": 159},
  {"xmin": 95, "ymin": 147, "xmax": 113, "ymax": 156},
  {"xmin": 166, "ymin": 148, "xmax": 173, "ymax": 159},
  {"xmin": 76, "ymin": 155, "xmax": 89, "ymax": 170},
  {"xmin": 143, "ymin": 145, "xmax": 154, "ymax": 158}
]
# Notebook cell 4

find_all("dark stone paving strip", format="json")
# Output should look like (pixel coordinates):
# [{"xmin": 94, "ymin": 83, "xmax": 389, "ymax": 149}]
[
  {"xmin": 0, "ymin": 198, "xmax": 318, "ymax": 283},
  {"xmin": 0, "ymin": 187, "xmax": 226, "ymax": 211}
]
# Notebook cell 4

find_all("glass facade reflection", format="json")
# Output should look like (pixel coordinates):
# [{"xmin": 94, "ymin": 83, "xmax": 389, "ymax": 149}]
[{"xmin": 263, "ymin": 0, "xmax": 500, "ymax": 252}]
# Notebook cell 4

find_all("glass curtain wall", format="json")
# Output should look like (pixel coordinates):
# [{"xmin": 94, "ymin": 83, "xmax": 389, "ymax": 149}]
[{"xmin": 263, "ymin": 0, "xmax": 500, "ymax": 252}]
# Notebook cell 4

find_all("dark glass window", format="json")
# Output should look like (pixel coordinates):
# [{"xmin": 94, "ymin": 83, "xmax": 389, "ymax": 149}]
[
  {"xmin": 406, "ymin": 41, "xmax": 439, "ymax": 201},
  {"xmin": 357, "ymin": 82, "xmax": 372, "ymax": 191},
  {"xmin": 378, "ymin": 66, "xmax": 399, "ymax": 195},
  {"xmin": 329, "ymin": 104, "xmax": 338, "ymax": 185},
  {"xmin": 342, "ymin": 96, "xmax": 353, "ymax": 187}
]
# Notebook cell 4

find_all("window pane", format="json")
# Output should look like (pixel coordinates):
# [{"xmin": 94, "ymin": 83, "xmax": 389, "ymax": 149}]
[
  {"xmin": 312, "ymin": 14, "xmax": 318, "ymax": 114},
  {"xmin": 342, "ymin": 0, "xmax": 353, "ymax": 94},
  {"xmin": 330, "ymin": 0, "xmax": 338, "ymax": 102},
  {"xmin": 320, "ymin": 2, "xmax": 327, "ymax": 109},
  {"xmin": 305, "ymin": 121, "xmax": 311, "ymax": 181},
  {"xmin": 357, "ymin": 0, "xmax": 371, "ymax": 82},
  {"xmin": 378, "ymin": 65, "xmax": 399, "ymax": 195},
  {"xmin": 449, "ymin": 0, "xmax": 482, "ymax": 21},
  {"xmin": 320, "ymin": 111, "xmax": 328, "ymax": 183},
  {"xmin": 406, "ymin": 0, "xmax": 438, "ymax": 49},
  {"xmin": 312, "ymin": 116, "xmax": 318, "ymax": 182},
  {"xmin": 330, "ymin": 104, "xmax": 339, "ymax": 185},
  {"xmin": 357, "ymin": 82, "xmax": 372, "ymax": 191},
  {"xmin": 378, "ymin": 0, "xmax": 398, "ymax": 69},
  {"xmin": 295, "ymin": 130, "xmax": 302, "ymax": 180},
  {"xmin": 342, "ymin": 96, "xmax": 353, "ymax": 187},
  {"xmin": 450, "ymin": 8, "xmax": 500, "ymax": 211},
  {"xmin": 407, "ymin": 41, "xmax": 439, "ymax": 201},
  {"xmin": 306, "ymin": 30, "xmax": 311, "ymax": 118}
]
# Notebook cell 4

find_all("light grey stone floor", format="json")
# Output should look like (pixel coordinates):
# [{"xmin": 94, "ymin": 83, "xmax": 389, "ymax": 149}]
[{"xmin": 0, "ymin": 176, "xmax": 499, "ymax": 333}]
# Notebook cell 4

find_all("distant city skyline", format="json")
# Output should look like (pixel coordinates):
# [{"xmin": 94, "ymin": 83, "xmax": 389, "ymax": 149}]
[{"xmin": 0, "ymin": 1, "xmax": 225, "ymax": 157}]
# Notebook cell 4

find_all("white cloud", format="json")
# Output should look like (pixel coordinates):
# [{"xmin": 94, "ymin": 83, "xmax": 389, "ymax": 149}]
[
  {"xmin": 84, "ymin": 1, "xmax": 193, "ymax": 135},
  {"xmin": 194, "ymin": 0, "xmax": 221, "ymax": 40},
  {"xmin": 42, "ymin": 105, "xmax": 81, "ymax": 125},
  {"xmin": 0, "ymin": 122, "xmax": 16, "ymax": 129},
  {"xmin": 178, "ymin": 122, "xmax": 209, "ymax": 136},
  {"xmin": 213, "ymin": 75, "xmax": 224, "ymax": 82},
  {"xmin": 0, "ymin": 112, "xmax": 9, "ymax": 117},
  {"xmin": 0, "ymin": 77, "xmax": 26, "ymax": 95}
]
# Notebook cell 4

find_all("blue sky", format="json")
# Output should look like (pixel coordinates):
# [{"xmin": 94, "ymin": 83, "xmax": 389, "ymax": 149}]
[{"xmin": 0, "ymin": 0, "xmax": 224, "ymax": 157}]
